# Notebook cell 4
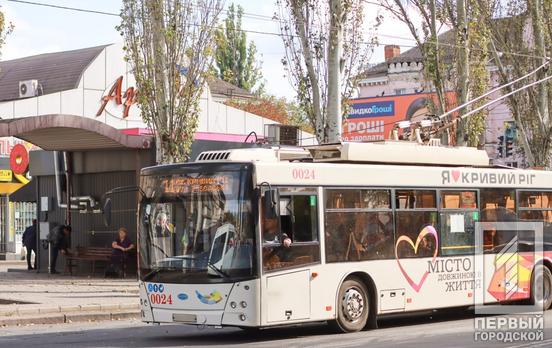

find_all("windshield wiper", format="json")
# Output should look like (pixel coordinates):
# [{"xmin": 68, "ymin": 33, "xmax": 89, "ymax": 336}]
[
  {"xmin": 143, "ymin": 268, "xmax": 163, "ymax": 281},
  {"xmin": 207, "ymin": 262, "xmax": 230, "ymax": 278}
]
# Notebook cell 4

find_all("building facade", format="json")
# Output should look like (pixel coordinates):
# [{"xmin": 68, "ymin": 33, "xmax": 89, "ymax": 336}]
[{"xmin": 353, "ymin": 43, "xmax": 520, "ymax": 167}]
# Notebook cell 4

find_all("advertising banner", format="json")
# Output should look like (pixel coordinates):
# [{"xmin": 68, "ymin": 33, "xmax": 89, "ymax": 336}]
[{"xmin": 343, "ymin": 92, "xmax": 456, "ymax": 142}]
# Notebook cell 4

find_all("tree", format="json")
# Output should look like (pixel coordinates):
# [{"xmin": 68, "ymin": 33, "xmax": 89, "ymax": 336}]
[
  {"xmin": 448, "ymin": 0, "xmax": 492, "ymax": 146},
  {"xmin": 213, "ymin": 3, "xmax": 264, "ymax": 94},
  {"xmin": 0, "ymin": 8, "xmax": 13, "ymax": 60},
  {"xmin": 380, "ymin": 0, "xmax": 491, "ymax": 146},
  {"xmin": 225, "ymin": 96, "xmax": 313, "ymax": 133},
  {"xmin": 119, "ymin": 0, "xmax": 223, "ymax": 163},
  {"xmin": 484, "ymin": 0, "xmax": 552, "ymax": 168},
  {"xmin": 380, "ymin": 0, "xmax": 449, "ymax": 126},
  {"xmin": 276, "ymin": 0, "xmax": 379, "ymax": 144}
]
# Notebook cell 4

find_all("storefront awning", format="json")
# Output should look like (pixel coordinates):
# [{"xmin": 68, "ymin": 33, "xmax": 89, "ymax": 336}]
[{"xmin": 0, "ymin": 115, "xmax": 152, "ymax": 151}]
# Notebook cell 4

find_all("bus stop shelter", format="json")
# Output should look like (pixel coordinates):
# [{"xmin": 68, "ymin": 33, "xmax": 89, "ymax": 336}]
[{"xmin": 0, "ymin": 114, "xmax": 153, "ymax": 274}]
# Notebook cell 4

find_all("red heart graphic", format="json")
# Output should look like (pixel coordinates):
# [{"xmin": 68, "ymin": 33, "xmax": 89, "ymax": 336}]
[
  {"xmin": 451, "ymin": 170, "xmax": 461, "ymax": 182},
  {"xmin": 395, "ymin": 226, "xmax": 439, "ymax": 292}
]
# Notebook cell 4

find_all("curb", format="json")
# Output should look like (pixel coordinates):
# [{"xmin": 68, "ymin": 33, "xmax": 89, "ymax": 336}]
[
  {"xmin": 0, "ymin": 303, "xmax": 139, "ymax": 317},
  {"xmin": 0, "ymin": 310, "xmax": 139, "ymax": 327}
]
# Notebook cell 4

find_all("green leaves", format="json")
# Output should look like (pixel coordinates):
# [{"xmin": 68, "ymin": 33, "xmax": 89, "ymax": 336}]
[
  {"xmin": 120, "ymin": 0, "xmax": 223, "ymax": 164},
  {"xmin": 278, "ymin": 0, "xmax": 378, "ymax": 143},
  {"xmin": 213, "ymin": 3, "xmax": 264, "ymax": 94}
]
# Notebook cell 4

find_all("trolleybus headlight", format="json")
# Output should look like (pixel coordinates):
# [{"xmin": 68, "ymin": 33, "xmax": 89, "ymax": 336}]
[
  {"xmin": 240, "ymin": 301, "xmax": 247, "ymax": 308},
  {"xmin": 230, "ymin": 301, "xmax": 237, "ymax": 309},
  {"xmin": 239, "ymin": 314, "xmax": 246, "ymax": 321}
]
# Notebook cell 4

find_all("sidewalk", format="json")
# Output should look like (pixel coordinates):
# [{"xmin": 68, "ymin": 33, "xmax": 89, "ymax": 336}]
[{"xmin": 0, "ymin": 262, "xmax": 140, "ymax": 327}]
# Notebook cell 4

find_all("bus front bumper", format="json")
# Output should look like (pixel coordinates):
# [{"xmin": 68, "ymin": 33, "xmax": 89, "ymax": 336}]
[{"xmin": 145, "ymin": 308, "xmax": 253, "ymax": 327}]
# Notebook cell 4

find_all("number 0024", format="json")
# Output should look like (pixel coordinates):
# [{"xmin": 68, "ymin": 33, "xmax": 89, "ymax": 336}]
[
  {"xmin": 292, "ymin": 169, "xmax": 315, "ymax": 180},
  {"xmin": 150, "ymin": 293, "xmax": 173, "ymax": 305}
]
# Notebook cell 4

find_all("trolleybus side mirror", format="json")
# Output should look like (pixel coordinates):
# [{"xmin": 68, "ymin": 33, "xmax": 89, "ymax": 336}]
[
  {"xmin": 100, "ymin": 185, "xmax": 144, "ymax": 228},
  {"xmin": 262, "ymin": 189, "xmax": 279, "ymax": 219},
  {"xmin": 102, "ymin": 198, "xmax": 112, "ymax": 227}
]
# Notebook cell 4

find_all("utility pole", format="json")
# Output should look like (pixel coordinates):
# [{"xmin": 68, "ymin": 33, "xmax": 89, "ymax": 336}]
[
  {"xmin": 455, "ymin": 0, "xmax": 469, "ymax": 146},
  {"xmin": 327, "ymin": 0, "xmax": 343, "ymax": 143}
]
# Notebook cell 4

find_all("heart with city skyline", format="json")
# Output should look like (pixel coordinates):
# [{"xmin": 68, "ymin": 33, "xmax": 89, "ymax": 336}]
[{"xmin": 394, "ymin": 225, "xmax": 439, "ymax": 292}]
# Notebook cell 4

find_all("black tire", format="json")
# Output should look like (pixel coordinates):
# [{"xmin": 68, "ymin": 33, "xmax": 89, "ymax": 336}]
[
  {"xmin": 531, "ymin": 265, "xmax": 552, "ymax": 310},
  {"xmin": 330, "ymin": 277, "xmax": 370, "ymax": 333}
]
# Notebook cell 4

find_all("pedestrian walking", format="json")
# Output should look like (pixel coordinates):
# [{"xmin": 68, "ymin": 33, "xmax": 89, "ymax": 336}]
[
  {"xmin": 22, "ymin": 219, "xmax": 37, "ymax": 270},
  {"xmin": 48, "ymin": 225, "xmax": 71, "ymax": 274}
]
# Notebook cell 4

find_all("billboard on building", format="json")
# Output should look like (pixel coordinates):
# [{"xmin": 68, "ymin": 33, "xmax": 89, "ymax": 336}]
[{"xmin": 343, "ymin": 92, "xmax": 456, "ymax": 142}]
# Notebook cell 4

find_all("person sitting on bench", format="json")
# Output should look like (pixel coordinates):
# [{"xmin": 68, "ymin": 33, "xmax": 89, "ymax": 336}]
[{"xmin": 110, "ymin": 227, "xmax": 135, "ymax": 274}]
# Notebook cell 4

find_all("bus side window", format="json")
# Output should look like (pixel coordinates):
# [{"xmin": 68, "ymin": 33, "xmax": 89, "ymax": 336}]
[
  {"xmin": 395, "ymin": 190, "xmax": 437, "ymax": 259},
  {"xmin": 324, "ymin": 189, "xmax": 393, "ymax": 262},
  {"xmin": 480, "ymin": 189, "xmax": 516, "ymax": 253},
  {"xmin": 439, "ymin": 190, "xmax": 478, "ymax": 256},
  {"xmin": 519, "ymin": 191, "xmax": 552, "ymax": 247},
  {"xmin": 262, "ymin": 188, "xmax": 320, "ymax": 272},
  {"xmin": 261, "ymin": 189, "xmax": 281, "ymax": 244}
]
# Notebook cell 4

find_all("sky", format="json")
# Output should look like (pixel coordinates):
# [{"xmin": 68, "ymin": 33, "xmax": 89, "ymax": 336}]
[{"xmin": 1, "ymin": 0, "xmax": 418, "ymax": 100}]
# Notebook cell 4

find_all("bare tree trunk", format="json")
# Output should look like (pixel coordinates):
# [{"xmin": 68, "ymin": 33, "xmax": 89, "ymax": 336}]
[
  {"xmin": 528, "ymin": 0, "xmax": 550, "ymax": 167},
  {"xmin": 290, "ymin": 2, "xmax": 325, "ymax": 142},
  {"xmin": 455, "ymin": 0, "xmax": 469, "ymax": 146},
  {"xmin": 327, "ymin": 0, "xmax": 343, "ymax": 143},
  {"xmin": 148, "ymin": 0, "xmax": 171, "ymax": 163},
  {"xmin": 530, "ymin": 0, "xmax": 550, "ymax": 131},
  {"xmin": 429, "ymin": 0, "xmax": 449, "ymax": 144}
]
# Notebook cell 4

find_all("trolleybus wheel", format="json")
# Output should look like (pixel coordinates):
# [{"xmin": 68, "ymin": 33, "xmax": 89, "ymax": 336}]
[
  {"xmin": 531, "ymin": 265, "xmax": 552, "ymax": 310},
  {"xmin": 332, "ymin": 277, "xmax": 370, "ymax": 333}
]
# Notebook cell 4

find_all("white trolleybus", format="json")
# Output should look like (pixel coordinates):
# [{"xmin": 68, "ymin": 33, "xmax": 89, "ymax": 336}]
[{"xmin": 137, "ymin": 142, "xmax": 552, "ymax": 332}]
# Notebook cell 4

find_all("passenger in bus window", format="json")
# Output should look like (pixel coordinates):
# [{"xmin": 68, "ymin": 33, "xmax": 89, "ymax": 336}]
[
  {"xmin": 484, "ymin": 228, "xmax": 497, "ymax": 252},
  {"xmin": 361, "ymin": 213, "xmax": 394, "ymax": 259},
  {"xmin": 418, "ymin": 232, "xmax": 435, "ymax": 257},
  {"xmin": 325, "ymin": 212, "xmax": 351, "ymax": 262},
  {"xmin": 396, "ymin": 213, "xmax": 437, "ymax": 258},
  {"xmin": 359, "ymin": 214, "xmax": 381, "ymax": 249},
  {"xmin": 155, "ymin": 212, "xmax": 172, "ymax": 237},
  {"xmin": 262, "ymin": 213, "xmax": 291, "ymax": 247}
]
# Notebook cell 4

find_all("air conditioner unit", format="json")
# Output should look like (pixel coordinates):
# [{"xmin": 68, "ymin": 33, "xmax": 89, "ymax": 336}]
[
  {"xmin": 19, "ymin": 80, "xmax": 38, "ymax": 98},
  {"xmin": 265, "ymin": 124, "xmax": 299, "ymax": 146}
]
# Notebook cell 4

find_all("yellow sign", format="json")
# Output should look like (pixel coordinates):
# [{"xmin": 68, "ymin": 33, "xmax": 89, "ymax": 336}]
[{"xmin": 0, "ymin": 170, "xmax": 12, "ymax": 182}]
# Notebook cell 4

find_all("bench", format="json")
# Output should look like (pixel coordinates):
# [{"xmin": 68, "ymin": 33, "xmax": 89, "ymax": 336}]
[{"xmin": 65, "ymin": 247, "xmax": 112, "ymax": 276}]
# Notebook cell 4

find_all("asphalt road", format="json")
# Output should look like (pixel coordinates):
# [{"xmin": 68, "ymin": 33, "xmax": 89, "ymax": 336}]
[{"xmin": 1, "ymin": 310, "xmax": 552, "ymax": 348}]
